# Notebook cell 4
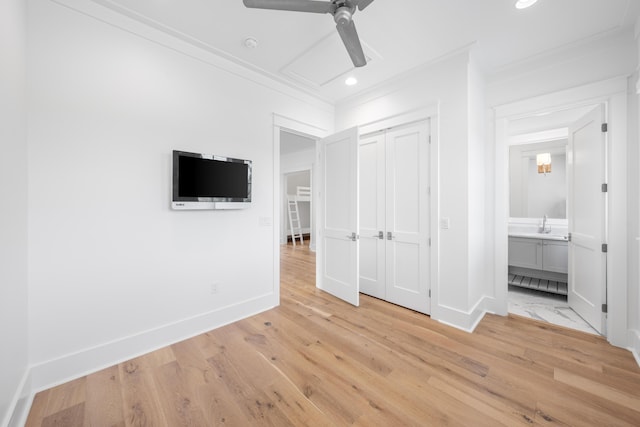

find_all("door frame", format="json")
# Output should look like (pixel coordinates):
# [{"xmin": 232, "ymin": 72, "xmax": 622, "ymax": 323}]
[
  {"xmin": 493, "ymin": 77, "xmax": 628, "ymax": 347},
  {"xmin": 273, "ymin": 114, "xmax": 330, "ymax": 305}
]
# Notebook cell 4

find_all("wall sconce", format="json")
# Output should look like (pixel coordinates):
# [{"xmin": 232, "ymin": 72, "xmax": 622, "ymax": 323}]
[{"xmin": 537, "ymin": 152, "xmax": 551, "ymax": 174}]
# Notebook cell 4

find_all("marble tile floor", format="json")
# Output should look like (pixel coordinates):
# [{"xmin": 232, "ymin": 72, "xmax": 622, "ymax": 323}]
[{"xmin": 508, "ymin": 285, "xmax": 598, "ymax": 335}]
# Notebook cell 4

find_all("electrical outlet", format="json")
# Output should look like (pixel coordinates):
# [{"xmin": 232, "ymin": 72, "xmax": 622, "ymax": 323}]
[{"xmin": 210, "ymin": 283, "xmax": 218, "ymax": 294}]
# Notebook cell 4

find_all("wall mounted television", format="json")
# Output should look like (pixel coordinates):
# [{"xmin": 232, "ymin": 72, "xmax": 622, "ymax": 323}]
[{"xmin": 172, "ymin": 150, "xmax": 252, "ymax": 210}]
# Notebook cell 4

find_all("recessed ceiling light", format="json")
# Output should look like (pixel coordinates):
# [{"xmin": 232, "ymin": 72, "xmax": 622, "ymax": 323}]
[
  {"xmin": 345, "ymin": 76, "xmax": 358, "ymax": 86},
  {"xmin": 515, "ymin": 0, "xmax": 538, "ymax": 9},
  {"xmin": 243, "ymin": 37, "xmax": 258, "ymax": 49}
]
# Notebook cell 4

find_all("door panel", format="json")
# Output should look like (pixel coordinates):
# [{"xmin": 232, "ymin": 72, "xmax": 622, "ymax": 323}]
[
  {"xmin": 568, "ymin": 105, "xmax": 605, "ymax": 334},
  {"xmin": 392, "ymin": 133, "xmax": 420, "ymax": 232},
  {"xmin": 385, "ymin": 122, "xmax": 431, "ymax": 314},
  {"xmin": 358, "ymin": 133, "xmax": 385, "ymax": 299},
  {"xmin": 318, "ymin": 127, "xmax": 360, "ymax": 306},
  {"xmin": 391, "ymin": 242, "xmax": 421, "ymax": 293}
]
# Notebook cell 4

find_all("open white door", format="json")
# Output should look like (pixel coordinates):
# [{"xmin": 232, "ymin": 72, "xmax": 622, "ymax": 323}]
[
  {"xmin": 317, "ymin": 127, "xmax": 360, "ymax": 306},
  {"xmin": 567, "ymin": 105, "xmax": 606, "ymax": 334}
]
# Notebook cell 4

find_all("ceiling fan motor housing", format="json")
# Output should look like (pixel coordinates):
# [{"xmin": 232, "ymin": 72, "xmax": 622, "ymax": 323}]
[{"xmin": 334, "ymin": 6, "xmax": 353, "ymax": 25}]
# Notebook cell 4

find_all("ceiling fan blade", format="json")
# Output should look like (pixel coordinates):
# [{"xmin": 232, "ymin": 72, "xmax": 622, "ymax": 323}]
[
  {"xmin": 353, "ymin": 0, "xmax": 375, "ymax": 11},
  {"xmin": 243, "ymin": 0, "xmax": 335, "ymax": 14},
  {"xmin": 336, "ymin": 20, "xmax": 366, "ymax": 67}
]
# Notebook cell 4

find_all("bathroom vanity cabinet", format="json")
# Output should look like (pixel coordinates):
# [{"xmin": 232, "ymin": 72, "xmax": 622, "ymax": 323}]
[{"xmin": 508, "ymin": 235, "xmax": 568, "ymax": 295}]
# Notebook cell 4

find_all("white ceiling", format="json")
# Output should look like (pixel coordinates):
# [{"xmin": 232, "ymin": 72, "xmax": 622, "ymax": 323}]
[{"xmin": 95, "ymin": 0, "xmax": 639, "ymax": 103}]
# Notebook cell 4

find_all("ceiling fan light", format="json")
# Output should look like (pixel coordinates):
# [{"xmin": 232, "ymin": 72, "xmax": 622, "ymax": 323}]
[{"xmin": 515, "ymin": 0, "xmax": 538, "ymax": 9}]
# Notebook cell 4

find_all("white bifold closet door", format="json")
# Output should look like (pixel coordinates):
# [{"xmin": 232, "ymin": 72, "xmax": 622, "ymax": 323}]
[{"xmin": 359, "ymin": 120, "xmax": 431, "ymax": 314}]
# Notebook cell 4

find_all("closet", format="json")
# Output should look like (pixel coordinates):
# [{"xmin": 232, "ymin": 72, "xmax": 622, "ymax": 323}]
[{"xmin": 358, "ymin": 120, "xmax": 431, "ymax": 314}]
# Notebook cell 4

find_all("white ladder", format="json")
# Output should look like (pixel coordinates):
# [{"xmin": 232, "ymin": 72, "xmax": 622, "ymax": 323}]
[{"xmin": 287, "ymin": 195, "xmax": 304, "ymax": 246}]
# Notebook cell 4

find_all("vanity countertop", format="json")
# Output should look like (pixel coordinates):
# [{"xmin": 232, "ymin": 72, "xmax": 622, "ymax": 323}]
[{"xmin": 509, "ymin": 232, "xmax": 568, "ymax": 241}]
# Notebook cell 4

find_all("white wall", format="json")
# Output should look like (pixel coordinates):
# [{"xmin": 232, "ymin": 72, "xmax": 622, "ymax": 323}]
[
  {"xmin": 488, "ymin": 28, "xmax": 637, "ymax": 107},
  {"xmin": 0, "ymin": 0, "xmax": 29, "ymax": 424},
  {"xmin": 526, "ymin": 153, "xmax": 567, "ymax": 219},
  {"xmin": 26, "ymin": 0, "xmax": 333, "ymax": 391},
  {"xmin": 336, "ymin": 50, "xmax": 487, "ymax": 330},
  {"xmin": 510, "ymin": 145, "xmax": 567, "ymax": 219}
]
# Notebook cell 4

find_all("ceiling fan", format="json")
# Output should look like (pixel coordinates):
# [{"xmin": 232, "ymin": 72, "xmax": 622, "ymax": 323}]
[{"xmin": 243, "ymin": 0, "xmax": 375, "ymax": 67}]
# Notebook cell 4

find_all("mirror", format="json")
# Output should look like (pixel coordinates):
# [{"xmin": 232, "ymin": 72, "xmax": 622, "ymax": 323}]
[{"xmin": 509, "ymin": 139, "xmax": 567, "ymax": 219}]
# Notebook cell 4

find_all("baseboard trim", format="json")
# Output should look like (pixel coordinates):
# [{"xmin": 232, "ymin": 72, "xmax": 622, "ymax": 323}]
[
  {"xmin": 629, "ymin": 329, "xmax": 640, "ymax": 368},
  {"xmin": 28, "ymin": 292, "xmax": 277, "ymax": 395},
  {"xmin": 434, "ymin": 296, "xmax": 490, "ymax": 333},
  {"xmin": 2, "ymin": 369, "xmax": 31, "ymax": 427}
]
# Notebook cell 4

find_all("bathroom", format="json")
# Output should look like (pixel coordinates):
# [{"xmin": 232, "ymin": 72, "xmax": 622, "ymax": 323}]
[{"xmin": 507, "ymin": 105, "xmax": 604, "ymax": 335}]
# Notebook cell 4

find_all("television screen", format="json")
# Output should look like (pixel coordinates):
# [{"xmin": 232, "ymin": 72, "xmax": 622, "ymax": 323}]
[{"xmin": 172, "ymin": 150, "xmax": 252, "ymax": 209}]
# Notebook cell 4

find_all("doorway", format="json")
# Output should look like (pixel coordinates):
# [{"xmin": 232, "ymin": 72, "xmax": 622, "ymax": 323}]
[
  {"xmin": 494, "ymin": 77, "xmax": 631, "ymax": 348},
  {"xmin": 279, "ymin": 129, "xmax": 317, "ymax": 249},
  {"xmin": 504, "ymin": 103, "xmax": 606, "ymax": 335}
]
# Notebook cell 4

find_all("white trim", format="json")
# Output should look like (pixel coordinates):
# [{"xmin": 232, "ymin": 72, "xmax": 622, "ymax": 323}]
[
  {"xmin": 2, "ymin": 369, "xmax": 31, "ymax": 427},
  {"xmin": 629, "ymin": 329, "xmax": 640, "ymax": 367},
  {"xmin": 273, "ymin": 115, "xmax": 329, "ymax": 274},
  {"xmin": 274, "ymin": 114, "xmax": 330, "ymax": 138},
  {"xmin": 509, "ymin": 128, "xmax": 568, "ymax": 145},
  {"xmin": 358, "ymin": 106, "xmax": 438, "ymax": 135},
  {"xmin": 606, "ymin": 91, "xmax": 628, "ymax": 347},
  {"xmin": 430, "ymin": 116, "xmax": 440, "ymax": 320},
  {"xmin": 436, "ymin": 297, "xmax": 490, "ymax": 333},
  {"xmin": 494, "ymin": 77, "xmax": 629, "ymax": 348}
]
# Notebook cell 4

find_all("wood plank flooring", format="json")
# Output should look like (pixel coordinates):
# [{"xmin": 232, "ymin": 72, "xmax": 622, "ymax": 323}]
[{"xmin": 26, "ymin": 244, "xmax": 640, "ymax": 426}]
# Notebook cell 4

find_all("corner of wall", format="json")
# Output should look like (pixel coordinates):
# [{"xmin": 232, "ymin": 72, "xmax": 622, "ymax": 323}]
[{"xmin": 433, "ymin": 296, "xmax": 490, "ymax": 333}]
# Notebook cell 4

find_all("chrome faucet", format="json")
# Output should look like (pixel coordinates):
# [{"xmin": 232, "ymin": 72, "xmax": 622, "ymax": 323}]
[{"xmin": 540, "ymin": 214, "xmax": 551, "ymax": 233}]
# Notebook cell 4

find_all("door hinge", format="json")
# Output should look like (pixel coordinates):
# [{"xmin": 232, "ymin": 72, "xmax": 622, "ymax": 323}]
[
  {"xmin": 429, "ymin": 289, "xmax": 431, "ymax": 297},
  {"xmin": 428, "ymin": 135, "xmax": 432, "ymax": 144},
  {"xmin": 602, "ymin": 303, "xmax": 608, "ymax": 313},
  {"xmin": 601, "ymin": 123, "xmax": 608, "ymax": 133},
  {"xmin": 602, "ymin": 243, "xmax": 608, "ymax": 253},
  {"xmin": 428, "ymin": 237, "xmax": 431, "ymax": 247},
  {"xmin": 601, "ymin": 183, "xmax": 608, "ymax": 193}
]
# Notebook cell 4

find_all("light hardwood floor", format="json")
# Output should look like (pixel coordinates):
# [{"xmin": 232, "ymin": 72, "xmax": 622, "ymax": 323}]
[{"xmin": 26, "ymin": 243, "xmax": 640, "ymax": 426}]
